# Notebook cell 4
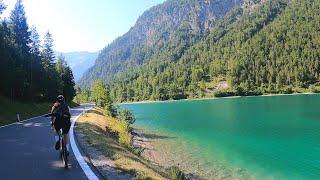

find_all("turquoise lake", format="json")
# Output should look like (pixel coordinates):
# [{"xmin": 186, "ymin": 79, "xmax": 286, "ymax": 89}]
[{"xmin": 121, "ymin": 94, "xmax": 320, "ymax": 179}]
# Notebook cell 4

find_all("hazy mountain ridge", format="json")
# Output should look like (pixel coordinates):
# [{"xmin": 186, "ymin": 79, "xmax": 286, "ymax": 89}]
[{"xmin": 59, "ymin": 51, "xmax": 99, "ymax": 81}]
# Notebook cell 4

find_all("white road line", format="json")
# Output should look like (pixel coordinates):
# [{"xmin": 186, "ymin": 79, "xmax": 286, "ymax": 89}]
[
  {"xmin": 0, "ymin": 114, "xmax": 46, "ymax": 129},
  {"xmin": 0, "ymin": 103, "xmax": 95, "ymax": 129},
  {"xmin": 0, "ymin": 104, "xmax": 99, "ymax": 179},
  {"xmin": 70, "ymin": 106, "xmax": 99, "ymax": 180}
]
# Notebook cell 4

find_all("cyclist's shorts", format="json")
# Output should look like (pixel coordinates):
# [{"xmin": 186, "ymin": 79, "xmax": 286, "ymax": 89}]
[{"xmin": 53, "ymin": 119, "xmax": 71, "ymax": 134}]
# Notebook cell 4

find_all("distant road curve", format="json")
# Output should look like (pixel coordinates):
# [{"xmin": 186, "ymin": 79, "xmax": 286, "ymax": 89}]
[{"xmin": 0, "ymin": 104, "xmax": 100, "ymax": 180}]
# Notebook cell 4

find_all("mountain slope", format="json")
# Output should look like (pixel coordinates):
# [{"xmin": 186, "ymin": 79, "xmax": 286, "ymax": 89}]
[
  {"xmin": 178, "ymin": 0, "xmax": 319, "ymax": 92},
  {"xmin": 61, "ymin": 51, "xmax": 99, "ymax": 81},
  {"xmin": 80, "ymin": 0, "xmax": 245, "ymax": 87},
  {"xmin": 81, "ymin": 0, "xmax": 320, "ymax": 102}
]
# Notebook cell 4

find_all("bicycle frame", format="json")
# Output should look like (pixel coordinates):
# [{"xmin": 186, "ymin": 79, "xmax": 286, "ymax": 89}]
[{"xmin": 45, "ymin": 113, "xmax": 69, "ymax": 169}]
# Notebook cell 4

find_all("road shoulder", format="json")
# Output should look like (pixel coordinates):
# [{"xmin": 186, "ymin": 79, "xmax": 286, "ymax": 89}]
[{"xmin": 74, "ymin": 108, "xmax": 166, "ymax": 179}]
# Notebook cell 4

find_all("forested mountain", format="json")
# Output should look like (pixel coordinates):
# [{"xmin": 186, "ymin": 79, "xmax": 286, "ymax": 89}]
[
  {"xmin": 80, "ymin": 0, "xmax": 245, "ymax": 86},
  {"xmin": 0, "ymin": 0, "xmax": 76, "ymax": 102},
  {"xmin": 81, "ymin": 0, "xmax": 320, "ymax": 102},
  {"xmin": 59, "ymin": 51, "xmax": 99, "ymax": 81}
]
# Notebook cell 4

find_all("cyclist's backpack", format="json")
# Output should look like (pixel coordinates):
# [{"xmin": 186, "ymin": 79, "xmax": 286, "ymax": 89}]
[{"xmin": 56, "ymin": 103, "xmax": 70, "ymax": 121}]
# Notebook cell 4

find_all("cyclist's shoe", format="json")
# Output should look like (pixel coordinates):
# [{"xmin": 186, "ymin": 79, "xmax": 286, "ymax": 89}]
[{"xmin": 55, "ymin": 140, "xmax": 60, "ymax": 150}]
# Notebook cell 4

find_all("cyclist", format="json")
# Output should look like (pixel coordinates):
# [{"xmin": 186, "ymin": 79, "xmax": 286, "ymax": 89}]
[{"xmin": 51, "ymin": 95, "xmax": 71, "ymax": 155}]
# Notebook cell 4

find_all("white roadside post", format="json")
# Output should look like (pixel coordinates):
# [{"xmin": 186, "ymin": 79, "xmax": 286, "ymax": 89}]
[{"xmin": 17, "ymin": 114, "xmax": 20, "ymax": 122}]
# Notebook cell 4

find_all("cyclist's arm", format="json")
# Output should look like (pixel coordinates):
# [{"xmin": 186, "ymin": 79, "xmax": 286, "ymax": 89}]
[
  {"xmin": 51, "ymin": 103, "xmax": 58, "ymax": 124},
  {"xmin": 50, "ymin": 106, "xmax": 55, "ymax": 114}
]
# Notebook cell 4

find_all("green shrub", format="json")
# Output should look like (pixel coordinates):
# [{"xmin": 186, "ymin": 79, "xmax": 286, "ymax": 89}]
[
  {"xmin": 234, "ymin": 85, "xmax": 263, "ymax": 96},
  {"xmin": 167, "ymin": 166, "xmax": 187, "ymax": 180},
  {"xmin": 314, "ymin": 82, "xmax": 320, "ymax": 86},
  {"xmin": 213, "ymin": 89, "xmax": 235, "ymax": 97},
  {"xmin": 133, "ymin": 147, "xmax": 146, "ymax": 156},
  {"xmin": 309, "ymin": 85, "xmax": 320, "ymax": 93},
  {"xmin": 118, "ymin": 109, "xmax": 136, "ymax": 126},
  {"xmin": 280, "ymin": 86, "xmax": 294, "ymax": 94},
  {"xmin": 214, "ymin": 88, "xmax": 262, "ymax": 97},
  {"xmin": 104, "ymin": 103, "xmax": 118, "ymax": 117},
  {"xmin": 118, "ymin": 122, "xmax": 131, "ymax": 147}
]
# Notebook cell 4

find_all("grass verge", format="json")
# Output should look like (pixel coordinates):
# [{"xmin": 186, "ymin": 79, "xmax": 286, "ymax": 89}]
[
  {"xmin": 69, "ymin": 100, "xmax": 80, "ymax": 108},
  {"xmin": 75, "ymin": 107, "xmax": 166, "ymax": 179},
  {"xmin": 0, "ymin": 96, "xmax": 52, "ymax": 126}
]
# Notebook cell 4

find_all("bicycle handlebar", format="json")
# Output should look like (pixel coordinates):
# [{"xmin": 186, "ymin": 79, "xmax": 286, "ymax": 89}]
[
  {"xmin": 44, "ymin": 113, "xmax": 58, "ymax": 118},
  {"xmin": 44, "ymin": 112, "xmax": 70, "ymax": 119}
]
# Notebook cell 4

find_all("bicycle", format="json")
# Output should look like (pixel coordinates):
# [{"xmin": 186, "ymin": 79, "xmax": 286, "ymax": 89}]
[{"xmin": 45, "ymin": 113, "xmax": 69, "ymax": 169}]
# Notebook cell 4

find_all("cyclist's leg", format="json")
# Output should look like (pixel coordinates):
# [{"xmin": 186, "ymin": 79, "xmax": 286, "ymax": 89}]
[
  {"xmin": 53, "ymin": 120, "xmax": 59, "ymax": 141},
  {"xmin": 53, "ymin": 120, "xmax": 62, "ymax": 150},
  {"xmin": 63, "ymin": 133, "xmax": 69, "ymax": 151},
  {"xmin": 62, "ymin": 120, "xmax": 71, "ymax": 152},
  {"xmin": 51, "ymin": 116, "xmax": 55, "ymax": 127}
]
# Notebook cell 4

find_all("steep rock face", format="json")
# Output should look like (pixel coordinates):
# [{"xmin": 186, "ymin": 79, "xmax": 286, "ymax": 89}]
[
  {"xmin": 242, "ymin": 0, "xmax": 268, "ymax": 13},
  {"xmin": 80, "ymin": 0, "xmax": 245, "ymax": 87}
]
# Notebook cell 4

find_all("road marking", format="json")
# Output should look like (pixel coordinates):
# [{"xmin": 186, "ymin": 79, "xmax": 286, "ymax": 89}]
[
  {"xmin": 0, "ymin": 114, "xmax": 46, "ymax": 129},
  {"xmin": 0, "ymin": 103, "xmax": 95, "ymax": 129},
  {"xmin": 0, "ymin": 104, "xmax": 99, "ymax": 179},
  {"xmin": 70, "ymin": 106, "xmax": 99, "ymax": 180}
]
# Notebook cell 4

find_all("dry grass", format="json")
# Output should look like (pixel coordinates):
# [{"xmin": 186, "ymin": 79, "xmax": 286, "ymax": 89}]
[{"xmin": 75, "ymin": 107, "xmax": 165, "ymax": 179}]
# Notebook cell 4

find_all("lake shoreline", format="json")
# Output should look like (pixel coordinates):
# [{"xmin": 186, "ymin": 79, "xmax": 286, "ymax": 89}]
[
  {"xmin": 132, "ymin": 127, "xmax": 250, "ymax": 179},
  {"xmin": 131, "ymin": 128, "xmax": 201, "ymax": 179},
  {"xmin": 131, "ymin": 129, "xmax": 158, "ymax": 163},
  {"xmin": 121, "ymin": 93, "xmax": 320, "ymax": 179},
  {"xmin": 119, "ymin": 92, "xmax": 318, "ymax": 105}
]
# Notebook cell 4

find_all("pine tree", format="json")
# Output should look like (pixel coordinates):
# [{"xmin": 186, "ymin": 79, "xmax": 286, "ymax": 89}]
[
  {"xmin": 29, "ymin": 26, "xmax": 41, "ymax": 56},
  {"xmin": 0, "ymin": 0, "xmax": 76, "ymax": 102},
  {"xmin": 8, "ymin": 0, "xmax": 32, "ymax": 99},
  {"xmin": 0, "ymin": 0, "xmax": 6, "ymax": 14},
  {"xmin": 41, "ymin": 31, "xmax": 61, "ymax": 100},
  {"xmin": 41, "ymin": 31, "xmax": 55, "ymax": 70},
  {"xmin": 56, "ymin": 55, "xmax": 76, "ymax": 102},
  {"xmin": 9, "ymin": 0, "xmax": 30, "ymax": 57},
  {"xmin": 62, "ymin": 65, "xmax": 76, "ymax": 102},
  {"xmin": 28, "ymin": 26, "xmax": 42, "ymax": 99},
  {"xmin": 0, "ymin": 21, "xmax": 12, "ymax": 97},
  {"xmin": 91, "ymin": 80, "xmax": 110, "ymax": 107}
]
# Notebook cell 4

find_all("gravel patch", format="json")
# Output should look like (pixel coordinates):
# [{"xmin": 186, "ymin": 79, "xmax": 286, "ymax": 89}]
[{"xmin": 74, "ymin": 128, "xmax": 135, "ymax": 180}]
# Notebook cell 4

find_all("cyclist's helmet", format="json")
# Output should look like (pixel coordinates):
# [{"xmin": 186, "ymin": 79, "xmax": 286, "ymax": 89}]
[{"xmin": 57, "ymin": 95, "xmax": 65, "ymax": 103}]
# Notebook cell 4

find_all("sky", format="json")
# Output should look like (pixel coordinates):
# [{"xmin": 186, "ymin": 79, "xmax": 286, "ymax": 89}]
[{"xmin": 1, "ymin": 0, "xmax": 165, "ymax": 52}]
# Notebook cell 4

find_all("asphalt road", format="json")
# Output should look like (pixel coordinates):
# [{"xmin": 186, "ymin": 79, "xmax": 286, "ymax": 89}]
[{"xmin": 0, "ymin": 104, "xmax": 96, "ymax": 180}]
